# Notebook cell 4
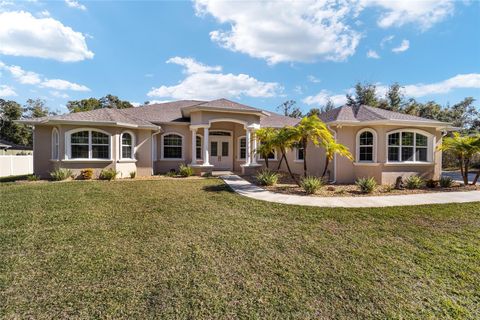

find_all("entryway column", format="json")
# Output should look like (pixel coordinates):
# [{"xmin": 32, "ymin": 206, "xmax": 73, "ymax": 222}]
[
  {"xmin": 245, "ymin": 129, "xmax": 251, "ymax": 165},
  {"xmin": 203, "ymin": 127, "xmax": 210, "ymax": 165},
  {"xmin": 251, "ymin": 130, "xmax": 258, "ymax": 165},
  {"xmin": 190, "ymin": 128, "xmax": 197, "ymax": 165}
]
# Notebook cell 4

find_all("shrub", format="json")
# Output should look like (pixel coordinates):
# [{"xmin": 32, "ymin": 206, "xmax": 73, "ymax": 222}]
[
  {"xmin": 300, "ymin": 176, "xmax": 323, "ymax": 194},
  {"xmin": 129, "ymin": 171, "xmax": 136, "ymax": 179},
  {"xmin": 80, "ymin": 168, "xmax": 94, "ymax": 180},
  {"xmin": 179, "ymin": 164, "xmax": 194, "ymax": 177},
  {"xmin": 439, "ymin": 176, "xmax": 454, "ymax": 188},
  {"xmin": 99, "ymin": 168, "xmax": 118, "ymax": 181},
  {"xmin": 50, "ymin": 168, "xmax": 73, "ymax": 181},
  {"xmin": 355, "ymin": 177, "xmax": 377, "ymax": 194},
  {"xmin": 256, "ymin": 169, "xmax": 280, "ymax": 186},
  {"xmin": 165, "ymin": 170, "xmax": 177, "ymax": 177},
  {"xmin": 426, "ymin": 179, "xmax": 438, "ymax": 188},
  {"xmin": 27, "ymin": 174, "xmax": 40, "ymax": 181},
  {"xmin": 383, "ymin": 184, "xmax": 393, "ymax": 193},
  {"xmin": 405, "ymin": 175, "xmax": 425, "ymax": 189}
]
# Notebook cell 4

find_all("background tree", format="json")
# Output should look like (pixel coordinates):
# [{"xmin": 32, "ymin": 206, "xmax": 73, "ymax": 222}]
[
  {"xmin": 0, "ymin": 99, "xmax": 31, "ymax": 145},
  {"xmin": 277, "ymin": 100, "xmax": 303, "ymax": 118},
  {"xmin": 66, "ymin": 94, "xmax": 133, "ymax": 113},
  {"xmin": 24, "ymin": 99, "xmax": 56, "ymax": 118},
  {"xmin": 346, "ymin": 82, "xmax": 379, "ymax": 108}
]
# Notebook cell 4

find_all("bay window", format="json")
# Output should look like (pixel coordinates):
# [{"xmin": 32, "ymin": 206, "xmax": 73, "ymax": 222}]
[{"xmin": 387, "ymin": 131, "xmax": 431, "ymax": 162}]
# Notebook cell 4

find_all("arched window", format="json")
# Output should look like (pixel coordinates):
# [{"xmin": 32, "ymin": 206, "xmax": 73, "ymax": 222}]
[
  {"xmin": 121, "ymin": 132, "xmax": 134, "ymax": 159},
  {"xmin": 387, "ymin": 130, "xmax": 431, "ymax": 162},
  {"xmin": 162, "ymin": 133, "xmax": 183, "ymax": 159},
  {"xmin": 356, "ymin": 129, "xmax": 376, "ymax": 162},
  {"xmin": 67, "ymin": 129, "xmax": 111, "ymax": 159},
  {"xmin": 51, "ymin": 128, "xmax": 59, "ymax": 160}
]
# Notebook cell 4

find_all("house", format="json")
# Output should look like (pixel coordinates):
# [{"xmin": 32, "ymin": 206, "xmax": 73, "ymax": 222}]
[
  {"xmin": 0, "ymin": 139, "xmax": 33, "ymax": 155},
  {"xmin": 19, "ymin": 98, "xmax": 453, "ymax": 184}
]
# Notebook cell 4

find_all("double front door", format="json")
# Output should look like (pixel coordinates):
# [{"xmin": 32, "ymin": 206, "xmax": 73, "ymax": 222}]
[{"xmin": 209, "ymin": 133, "xmax": 232, "ymax": 170}]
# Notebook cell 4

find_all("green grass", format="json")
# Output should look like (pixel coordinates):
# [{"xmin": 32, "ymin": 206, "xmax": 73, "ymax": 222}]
[{"xmin": 1, "ymin": 179, "xmax": 479, "ymax": 319}]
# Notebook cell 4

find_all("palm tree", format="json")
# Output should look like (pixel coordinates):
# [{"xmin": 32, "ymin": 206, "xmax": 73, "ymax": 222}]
[
  {"xmin": 291, "ymin": 115, "xmax": 334, "ymax": 177},
  {"xmin": 254, "ymin": 127, "xmax": 277, "ymax": 169},
  {"xmin": 272, "ymin": 127, "xmax": 299, "ymax": 185},
  {"xmin": 438, "ymin": 133, "xmax": 480, "ymax": 185},
  {"xmin": 321, "ymin": 140, "xmax": 353, "ymax": 179}
]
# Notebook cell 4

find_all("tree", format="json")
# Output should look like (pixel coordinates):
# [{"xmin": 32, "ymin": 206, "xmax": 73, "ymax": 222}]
[
  {"xmin": 273, "ymin": 127, "xmax": 299, "ymax": 185},
  {"xmin": 306, "ymin": 108, "xmax": 321, "ymax": 117},
  {"xmin": 24, "ymin": 99, "xmax": 55, "ymax": 118},
  {"xmin": 383, "ymin": 83, "xmax": 404, "ymax": 112},
  {"xmin": 448, "ymin": 97, "xmax": 479, "ymax": 132},
  {"xmin": 277, "ymin": 100, "xmax": 302, "ymax": 118},
  {"xmin": 321, "ymin": 140, "xmax": 353, "ymax": 178},
  {"xmin": 66, "ymin": 94, "xmax": 133, "ymax": 113},
  {"xmin": 255, "ymin": 127, "xmax": 277, "ymax": 169},
  {"xmin": 346, "ymin": 82, "xmax": 379, "ymax": 108},
  {"xmin": 0, "ymin": 99, "xmax": 30, "ymax": 145},
  {"xmin": 291, "ymin": 115, "xmax": 334, "ymax": 177},
  {"xmin": 438, "ymin": 133, "xmax": 480, "ymax": 185}
]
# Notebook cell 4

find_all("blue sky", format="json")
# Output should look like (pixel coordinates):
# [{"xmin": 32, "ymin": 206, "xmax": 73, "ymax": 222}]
[{"xmin": 0, "ymin": 0, "xmax": 479, "ymax": 114}]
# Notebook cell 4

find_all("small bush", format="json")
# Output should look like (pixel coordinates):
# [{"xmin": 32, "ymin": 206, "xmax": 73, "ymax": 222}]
[
  {"xmin": 165, "ymin": 170, "xmax": 177, "ymax": 177},
  {"xmin": 405, "ymin": 175, "xmax": 425, "ymax": 189},
  {"xmin": 99, "ymin": 168, "xmax": 118, "ymax": 181},
  {"xmin": 383, "ymin": 184, "xmax": 393, "ymax": 193},
  {"xmin": 179, "ymin": 164, "xmax": 194, "ymax": 177},
  {"xmin": 439, "ymin": 176, "xmax": 454, "ymax": 188},
  {"xmin": 129, "ymin": 171, "xmax": 136, "ymax": 179},
  {"xmin": 27, "ymin": 174, "xmax": 40, "ymax": 181},
  {"xmin": 300, "ymin": 176, "xmax": 324, "ymax": 194},
  {"xmin": 256, "ymin": 169, "xmax": 280, "ymax": 186},
  {"xmin": 355, "ymin": 177, "xmax": 377, "ymax": 194},
  {"xmin": 426, "ymin": 179, "xmax": 438, "ymax": 188},
  {"xmin": 50, "ymin": 168, "xmax": 73, "ymax": 181},
  {"xmin": 80, "ymin": 168, "xmax": 94, "ymax": 180}
]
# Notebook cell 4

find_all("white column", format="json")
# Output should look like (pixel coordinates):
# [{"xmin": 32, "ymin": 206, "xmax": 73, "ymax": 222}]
[
  {"xmin": 190, "ymin": 128, "xmax": 197, "ymax": 165},
  {"xmin": 251, "ymin": 131, "xmax": 258, "ymax": 165},
  {"xmin": 245, "ymin": 129, "xmax": 251, "ymax": 166},
  {"xmin": 203, "ymin": 127, "xmax": 210, "ymax": 165}
]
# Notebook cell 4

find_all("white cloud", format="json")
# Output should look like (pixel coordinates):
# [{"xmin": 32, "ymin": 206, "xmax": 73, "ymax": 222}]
[
  {"xmin": 308, "ymin": 75, "xmax": 321, "ymax": 83},
  {"xmin": 194, "ymin": 0, "xmax": 361, "ymax": 64},
  {"xmin": 392, "ymin": 39, "xmax": 410, "ymax": 53},
  {"xmin": 294, "ymin": 86, "xmax": 303, "ymax": 95},
  {"xmin": 3, "ymin": 64, "xmax": 41, "ymax": 84},
  {"xmin": 41, "ymin": 79, "xmax": 90, "ymax": 91},
  {"xmin": 65, "ymin": 0, "xmax": 86, "ymax": 11},
  {"xmin": 148, "ymin": 57, "xmax": 281, "ymax": 100},
  {"xmin": 380, "ymin": 35, "xmax": 394, "ymax": 48},
  {"xmin": 167, "ymin": 56, "xmax": 222, "ymax": 74},
  {"xmin": 303, "ymin": 90, "xmax": 347, "ymax": 106},
  {"xmin": 361, "ymin": 0, "xmax": 455, "ymax": 30},
  {"xmin": 130, "ymin": 102, "xmax": 142, "ymax": 107},
  {"xmin": 366, "ymin": 50, "xmax": 380, "ymax": 59},
  {"xmin": 50, "ymin": 91, "xmax": 70, "ymax": 99},
  {"xmin": 400, "ymin": 74, "xmax": 480, "ymax": 97},
  {"xmin": 0, "ymin": 11, "xmax": 93, "ymax": 62},
  {"xmin": 0, "ymin": 84, "xmax": 17, "ymax": 97},
  {"xmin": 38, "ymin": 10, "xmax": 50, "ymax": 17}
]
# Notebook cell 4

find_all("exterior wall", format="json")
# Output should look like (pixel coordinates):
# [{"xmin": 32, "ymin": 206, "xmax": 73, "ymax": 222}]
[
  {"xmin": 33, "ymin": 124, "xmax": 154, "ymax": 178},
  {"xmin": 333, "ymin": 124, "xmax": 443, "ymax": 184}
]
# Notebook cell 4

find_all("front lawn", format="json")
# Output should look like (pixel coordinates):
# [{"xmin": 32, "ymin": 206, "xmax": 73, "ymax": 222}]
[{"xmin": 1, "ymin": 179, "xmax": 479, "ymax": 318}]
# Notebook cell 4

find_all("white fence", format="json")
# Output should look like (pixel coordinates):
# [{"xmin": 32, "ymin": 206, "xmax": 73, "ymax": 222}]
[{"xmin": 0, "ymin": 155, "xmax": 33, "ymax": 177}]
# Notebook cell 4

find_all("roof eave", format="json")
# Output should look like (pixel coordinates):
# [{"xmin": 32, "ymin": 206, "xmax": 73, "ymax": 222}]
[
  {"xmin": 16, "ymin": 119, "xmax": 159, "ymax": 130},
  {"xmin": 327, "ymin": 119, "xmax": 453, "ymax": 128}
]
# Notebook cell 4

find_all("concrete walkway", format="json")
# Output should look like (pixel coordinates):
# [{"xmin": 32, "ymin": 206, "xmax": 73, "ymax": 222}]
[{"xmin": 220, "ymin": 175, "xmax": 480, "ymax": 208}]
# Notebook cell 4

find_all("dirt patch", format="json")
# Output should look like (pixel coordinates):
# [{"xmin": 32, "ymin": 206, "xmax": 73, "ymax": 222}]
[{"xmin": 242, "ymin": 172, "xmax": 480, "ymax": 197}]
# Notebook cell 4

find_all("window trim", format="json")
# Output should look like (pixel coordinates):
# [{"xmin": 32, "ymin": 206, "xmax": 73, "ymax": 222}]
[
  {"xmin": 65, "ymin": 128, "xmax": 113, "ymax": 161},
  {"xmin": 51, "ymin": 127, "xmax": 59, "ymax": 160},
  {"xmin": 196, "ymin": 134, "xmax": 203, "ymax": 160},
  {"xmin": 160, "ymin": 132, "xmax": 184, "ymax": 160},
  {"xmin": 119, "ymin": 131, "xmax": 136, "ymax": 160},
  {"xmin": 356, "ymin": 128, "xmax": 377, "ymax": 163},
  {"xmin": 237, "ymin": 135, "xmax": 246, "ymax": 160},
  {"xmin": 294, "ymin": 143, "xmax": 305, "ymax": 162},
  {"xmin": 257, "ymin": 143, "xmax": 277, "ymax": 161},
  {"xmin": 386, "ymin": 129, "xmax": 433, "ymax": 164}
]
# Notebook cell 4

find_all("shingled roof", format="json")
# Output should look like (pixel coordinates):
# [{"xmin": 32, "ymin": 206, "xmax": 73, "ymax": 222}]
[{"xmin": 319, "ymin": 105, "xmax": 449, "ymax": 124}]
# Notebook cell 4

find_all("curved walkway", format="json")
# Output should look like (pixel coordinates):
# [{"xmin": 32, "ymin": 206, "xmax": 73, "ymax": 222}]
[{"xmin": 220, "ymin": 175, "xmax": 480, "ymax": 208}]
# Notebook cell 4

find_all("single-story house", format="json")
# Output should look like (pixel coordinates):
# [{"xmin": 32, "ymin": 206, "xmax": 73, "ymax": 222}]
[
  {"xmin": 19, "ymin": 98, "xmax": 453, "ymax": 184},
  {"xmin": 0, "ymin": 139, "xmax": 33, "ymax": 155}
]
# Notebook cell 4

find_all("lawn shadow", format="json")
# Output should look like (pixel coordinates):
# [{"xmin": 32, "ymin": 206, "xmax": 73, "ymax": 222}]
[
  {"xmin": 202, "ymin": 183, "xmax": 234, "ymax": 193},
  {"xmin": 0, "ymin": 174, "xmax": 31, "ymax": 183}
]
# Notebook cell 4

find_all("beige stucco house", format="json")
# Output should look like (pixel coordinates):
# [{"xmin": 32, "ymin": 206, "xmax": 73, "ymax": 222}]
[{"xmin": 21, "ymin": 98, "xmax": 452, "ymax": 184}]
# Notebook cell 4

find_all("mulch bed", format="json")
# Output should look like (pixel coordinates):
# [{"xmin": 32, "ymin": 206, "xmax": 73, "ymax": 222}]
[{"xmin": 242, "ymin": 172, "xmax": 480, "ymax": 197}]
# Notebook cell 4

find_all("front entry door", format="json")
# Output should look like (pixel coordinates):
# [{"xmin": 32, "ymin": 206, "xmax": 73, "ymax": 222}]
[{"xmin": 209, "ymin": 133, "xmax": 233, "ymax": 170}]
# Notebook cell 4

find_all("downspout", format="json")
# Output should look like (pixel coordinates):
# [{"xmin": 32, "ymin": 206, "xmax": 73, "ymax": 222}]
[
  {"xmin": 327, "ymin": 125, "xmax": 337, "ymax": 184},
  {"xmin": 151, "ymin": 128, "xmax": 162, "ymax": 175}
]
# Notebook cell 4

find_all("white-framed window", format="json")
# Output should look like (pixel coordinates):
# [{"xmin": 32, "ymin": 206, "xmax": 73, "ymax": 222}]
[
  {"xmin": 356, "ymin": 129, "xmax": 377, "ymax": 162},
  {"xmin": 120, "ymin": 132, "xmax": 135, "ymax": 159},
  {"xmin": 51, "ymin": 128, "xmax": 59, "ymax": 160},
  {"xmin": 294, "ymin": 142, "xmax": 304, "ymax": 161},
  {"xmin": 258, "ymin": 143, "xmax": 277, "ymax": 161},
  {"xmin": 387, "ymin": 130, "xmax": 432, "ymax": 163},
  {"xmin": 196, "ymin": 135, "xmax": 202, "ymax": 160},
  {"xmin": 238, "ymin": 136, "xmax": 246, "ymax": 160},
  {"xmin": 161, "ymin": 133, "xmax": 184, "ymax": 160},
  {"xmin": 66, "ymin": 129, "xmax": 111, "ymax": 160}
]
